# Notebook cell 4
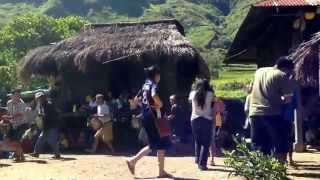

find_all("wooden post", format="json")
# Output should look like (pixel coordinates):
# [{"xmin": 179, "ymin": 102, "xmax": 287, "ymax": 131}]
[{"xmin": 294, "ymin": 86, "xmax": 304, "ymax": 152}]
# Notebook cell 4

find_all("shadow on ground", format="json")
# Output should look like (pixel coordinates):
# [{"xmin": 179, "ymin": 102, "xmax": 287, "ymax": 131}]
[
  {"xmin": 0, "ymin": 164, "xmax": 11, "ymax": 167},
  {"xmin": 289, "ymin": 172, "xmax": 320, "ymax": 179},
  {"xmin": 289, "ymin": 160, "xmax": 320, "ymax": 179},
  {"xmin": 135, "ymin": 177, "xmax": 199, "ymax": 180}
]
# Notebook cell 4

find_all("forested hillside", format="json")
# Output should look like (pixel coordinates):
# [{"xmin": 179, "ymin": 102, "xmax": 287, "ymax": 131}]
[
  {"xmin": 0, "ymin": 1, "xmax": 255, "ymax": 46},
  {"xmin": 0, "ymin": 0, "xmax": 256, "ymax": 76}
]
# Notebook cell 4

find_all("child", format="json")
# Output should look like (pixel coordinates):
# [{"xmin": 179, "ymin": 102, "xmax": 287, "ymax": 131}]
[
  {"xmin": 282, "ymin": 92, "xmax": 297, "ymax": 165},
  {"xmin": 244, "ymin": 82, "xmax": 253, "ymax": 130},
  {"xmin": 211, "ymin": 97, "xmax": 226, "ymax": 162},
  {"xmin": 0, "ymin": 118, "xmax": 24, "ymax": 162}
]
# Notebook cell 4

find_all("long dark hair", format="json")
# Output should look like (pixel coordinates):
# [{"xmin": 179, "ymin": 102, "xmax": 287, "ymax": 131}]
[
  {"xmin": 144, "ymin": 65, "xmax": 160, "ymax": 82},
  {"xmin": 194, "ymin": 79, "xmax": 213, "ymax": 109}
]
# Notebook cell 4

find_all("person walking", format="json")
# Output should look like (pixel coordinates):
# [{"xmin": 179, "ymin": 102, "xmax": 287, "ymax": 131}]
[
  {"xmin": 126, "ymin": 66, "xmax": 172, "ymax": 178},
  {"xmin": 30, "ymin": 92, "xmax": 61, "ymax": 159},
  {"xmin": 189, "ymin": 79, "xmax": 214, "ymax": 170},
  {"xmin": 249, "ymin": 56, "xmax": 296, "ymax": 163}
]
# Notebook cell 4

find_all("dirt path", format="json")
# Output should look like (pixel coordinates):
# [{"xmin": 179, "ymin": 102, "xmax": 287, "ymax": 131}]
[{"xmin": 0, "ymin": 152, "xmax": 319, "ymax": 180}]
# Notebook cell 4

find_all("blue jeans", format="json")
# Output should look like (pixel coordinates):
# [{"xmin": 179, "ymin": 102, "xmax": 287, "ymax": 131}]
[
  {"xmin": 192, "ymin": 117, "xmax": 212, "ymax": 167},
  {"xmin": 34, "ymin": 129, "xmax": 60, "ymax": 155}
]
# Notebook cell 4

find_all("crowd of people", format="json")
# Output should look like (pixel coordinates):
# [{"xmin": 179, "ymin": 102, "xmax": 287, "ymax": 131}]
[{"xmin": 0, "ymin": 58, "xmax": 308, "ymax": 178}]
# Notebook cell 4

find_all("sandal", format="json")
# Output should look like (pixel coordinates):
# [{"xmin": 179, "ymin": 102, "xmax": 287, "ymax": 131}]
[{"xmin": 126, "ymin": 160, "xmax": 135, "ymax": 175}]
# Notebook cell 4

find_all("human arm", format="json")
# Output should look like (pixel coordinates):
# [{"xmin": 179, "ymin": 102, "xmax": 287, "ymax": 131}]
[
  {"xmin": 244, "ymin": 95, "xmax": 251, "ymax": 115},
  {"xmin": 151, "ymin": 84, "xmax": 162, "ymax": 109},
  {"xmin": 279, "ymin": 76, "xmax": 296, "ymax": 104},
  {"xmin": 168, "ymin": 105, "xmax": 177, "ymax": 121}
]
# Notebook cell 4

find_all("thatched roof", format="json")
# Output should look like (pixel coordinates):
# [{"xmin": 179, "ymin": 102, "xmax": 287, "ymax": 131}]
[
  {"xmin": 20, "ymin": 19, "xmax": 209, "ymax": 80},
  {"xmin": 290, "ymin": 32, "xmax": 320, "ymax": 87}
]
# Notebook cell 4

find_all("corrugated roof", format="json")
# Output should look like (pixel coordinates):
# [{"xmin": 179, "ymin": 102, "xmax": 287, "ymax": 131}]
[{"xmin": 255, "ymin": 0, "xmax": 320, "ymax": 7}]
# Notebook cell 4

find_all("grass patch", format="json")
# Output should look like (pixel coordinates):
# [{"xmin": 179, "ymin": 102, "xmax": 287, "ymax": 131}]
[{"xmin": 213, "ymin": 64, "xmax": 256, "ymax": 100}]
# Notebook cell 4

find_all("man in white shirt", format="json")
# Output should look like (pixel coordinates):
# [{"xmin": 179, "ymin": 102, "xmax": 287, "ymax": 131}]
[
  {"xmin": 86, "ymin": 94, "xmax": 114, "ymax": 153},
  {"xmin": 7, "ymin": 89, "xmax": 28, "ymax": 140}
]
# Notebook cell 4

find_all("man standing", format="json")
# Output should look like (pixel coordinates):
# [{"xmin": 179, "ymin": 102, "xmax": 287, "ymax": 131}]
[
  {"xmin": 250, "ymin": 57, "xmax": 296, "ymax": 162},
  {"xmin": 30, "ymin": 92, "xmax": 61, "ymax": 159},
  {"xmin": 7, "ymin": 89, "xmax": 28, "ymax": 140}
]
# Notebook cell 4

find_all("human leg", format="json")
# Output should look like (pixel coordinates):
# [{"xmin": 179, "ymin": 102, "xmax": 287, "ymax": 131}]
[
  {"xmin": 191, "ymin": 119, "xmax": 201, "ymax": 164},
  {"xmin": 157, "ymin": 149, "xmax": 172, "ymax": 178},
  {"xmin": 46, "ymin": 129, "xmax": 60, "ymax": 158},
  {"xmin": 31, "ymin": 131, "xmax": 47, "ymax": 157},
  {"xmin": 198, "ymin": 119, "xmax": 212, "ymax": 169},
  {"xmin": 251, "ymin": 116, "xmax": 271, "ymax": 155},
  {"xmin": 210, "ymin": 123, "xmax": 216, "ymax": 165},
  {"xmin": 126, "ymin": 145, "xmax": 151, "ymax": 175},
  {"xmin": 86, "ymin": 128, "xmax": 103, "ymax": 153},
  {"xmin": 266, "ymin": 117, "xmax": 287, "ymax": 163}
]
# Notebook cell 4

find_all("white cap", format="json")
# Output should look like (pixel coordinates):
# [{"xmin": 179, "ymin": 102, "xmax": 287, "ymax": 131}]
[{"xmin": 35, "ymin": 92, "xmax": 45, "ymax": 99}]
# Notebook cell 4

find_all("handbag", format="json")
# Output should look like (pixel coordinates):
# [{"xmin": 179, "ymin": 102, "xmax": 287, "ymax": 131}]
[{"xmin": 149, "ymin": 108, "xmax": 171, "ymax": 138}]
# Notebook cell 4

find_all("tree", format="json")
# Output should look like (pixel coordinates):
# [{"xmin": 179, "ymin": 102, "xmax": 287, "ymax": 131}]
[{"xmin": 0, "ymin": 13, "xmax": 88, "ymax": 99}]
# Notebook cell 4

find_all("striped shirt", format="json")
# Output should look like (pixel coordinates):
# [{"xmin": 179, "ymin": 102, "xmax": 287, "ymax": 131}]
[{"xmin": 7, "ymin": 99, "xmax": 27, "ymax": 128}]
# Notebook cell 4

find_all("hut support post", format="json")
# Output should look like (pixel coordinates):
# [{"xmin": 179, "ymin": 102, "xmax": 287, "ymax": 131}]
[{"xmin": 294, "ymin": 86, "xmax": 304, "ymax": 152}]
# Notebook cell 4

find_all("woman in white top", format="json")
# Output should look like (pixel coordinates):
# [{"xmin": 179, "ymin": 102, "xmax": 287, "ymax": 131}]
[{"xmin": 189, "ymin": 79, "xmax": 214, "ymax": 171}]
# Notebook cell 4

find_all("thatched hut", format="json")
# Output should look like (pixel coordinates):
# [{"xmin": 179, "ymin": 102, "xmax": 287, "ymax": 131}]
[
  {"xmin": 226, "ymin": 0, "xmax": 320, "ymax": 67},
  {"xmin": 291, "ymin": 32, "xmax": 320, "ymax": 88},
  {"xmin": 19, "ymin": 19, "xmax": 209, "ymax": 111}
]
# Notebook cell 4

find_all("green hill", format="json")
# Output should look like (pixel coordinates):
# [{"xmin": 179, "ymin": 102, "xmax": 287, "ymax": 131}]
[{"xmin": 0, "ymin": 0, "xmax": 257, "ymax": 75}]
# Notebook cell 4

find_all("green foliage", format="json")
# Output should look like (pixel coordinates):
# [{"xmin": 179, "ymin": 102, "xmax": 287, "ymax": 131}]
[
  {"xmin": 224, "ymin": 137, "xmax": 289, "ymax": 180},
  {"xmin": 0, "ymin": 0, "xmax": 260, "ymax": 99},
  {"xmin": 0, "ymin": 14, "xmax": 87, "ymax": 97},
  {"xmin": 0, "ymin": 3, "xmax": 37, "ymax": 26},
  {"xmin": 40, "ymin": 0, "xmax": 67, "ymax": 17},
  {"xmin": 212, "ymin": 64, "xmax": 255, "ymax": 99},
  {"xmin": 201, "ymin": 49, "xmax": 224, "ymax": 78}
]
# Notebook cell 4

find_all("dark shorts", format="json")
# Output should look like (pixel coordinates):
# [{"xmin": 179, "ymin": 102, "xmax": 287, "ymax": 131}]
[
  {"xmin": 285, "ymin": 122, "xmax": 295, "ymax": 152},
  {"xmin": 141, "ymin": 111, "xmax": 171, "ymax": 151},
  {"xmin": 251, "ymin": 115, "xmax": 289, "ymax": 155}
]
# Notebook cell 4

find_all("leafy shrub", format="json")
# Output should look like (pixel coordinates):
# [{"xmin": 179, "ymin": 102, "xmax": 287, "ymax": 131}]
[{"xmin": 224, "ymin": 137, "xmax": 289, "ymax": 180}]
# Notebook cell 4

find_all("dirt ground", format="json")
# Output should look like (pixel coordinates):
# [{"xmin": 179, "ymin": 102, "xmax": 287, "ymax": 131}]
[{"xmin": 0, "ymin": 152, "xmax": 319, "ymax": 180}]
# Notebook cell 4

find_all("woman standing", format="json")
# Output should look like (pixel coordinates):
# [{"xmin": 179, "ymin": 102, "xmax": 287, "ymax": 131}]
[
  {"xmin": 189, "ymin": 79, "xmax": 214, "ymax": 170},
  {"xmin": 126, "ymin": 66, "xmax": 172, "ymax": 178}
]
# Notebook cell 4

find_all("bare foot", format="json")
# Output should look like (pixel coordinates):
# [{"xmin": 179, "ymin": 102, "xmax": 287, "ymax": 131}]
[
  {"xmin": 158, "ymin": 171, "xmax": 173, "ymax": 178},
  {"xmin": 125, "ymin": 159, "xmax": 135, "ymax": 175}
]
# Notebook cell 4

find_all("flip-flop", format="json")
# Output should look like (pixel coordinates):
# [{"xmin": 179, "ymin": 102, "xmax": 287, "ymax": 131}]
[
  {"xmin": 158, "ymin": 173, "xmax": 173, "ymax": 179},
  {"xmin": 126, "ymin": 160, "xmax": 135, "ymax": 175}
]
